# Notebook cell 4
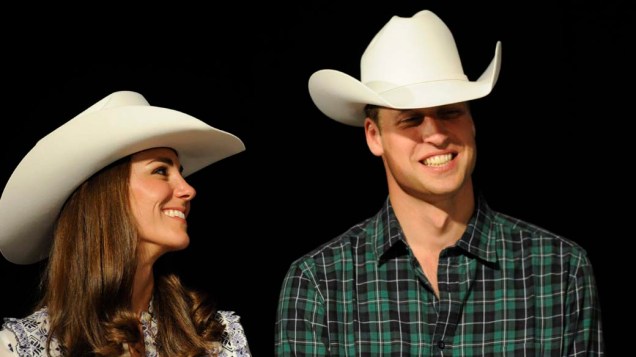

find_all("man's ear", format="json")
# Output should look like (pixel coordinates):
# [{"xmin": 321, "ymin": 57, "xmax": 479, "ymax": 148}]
[{"xmin": 365, "ymin": 118, "xmax": 383, "ymax": 157}]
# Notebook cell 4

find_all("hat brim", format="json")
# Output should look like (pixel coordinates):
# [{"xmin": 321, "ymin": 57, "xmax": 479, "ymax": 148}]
[
  {"xmin": 0, "ymin": 105, "xmax": 245, "ymax": 264},
  {"xmin": 308, "ymin": 42, "xmax": 501, "ymax": 127}
]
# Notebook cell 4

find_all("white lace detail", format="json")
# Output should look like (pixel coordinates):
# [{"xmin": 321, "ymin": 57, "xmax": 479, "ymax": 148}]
[{"xmin": 216, "ymin": 311, "xmax": 251, "ymax": 357}]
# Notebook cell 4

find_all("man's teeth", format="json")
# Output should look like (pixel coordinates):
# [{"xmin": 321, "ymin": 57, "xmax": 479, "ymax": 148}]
[
  {"xmin": 163, "ymin": 210, "xmax": 185, "ymax": 219},
  {"xmin": 423, "ymin": 154, "xmax": 452, "ymax": 167}
]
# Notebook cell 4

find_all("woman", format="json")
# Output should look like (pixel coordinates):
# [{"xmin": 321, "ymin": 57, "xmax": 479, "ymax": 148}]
[{"xmin": 0, "ymin": 91, "xmax": 250, "ymax": 356}]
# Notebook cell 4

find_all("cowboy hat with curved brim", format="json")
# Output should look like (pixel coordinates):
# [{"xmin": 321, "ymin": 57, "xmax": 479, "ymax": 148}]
[
  {"xmin": 0, "ymin": 91, "xmax": 245, "ymax": 265},
  {"xmin": 308, "ymin": 9, "xmax": 502, "ymax": 127}
]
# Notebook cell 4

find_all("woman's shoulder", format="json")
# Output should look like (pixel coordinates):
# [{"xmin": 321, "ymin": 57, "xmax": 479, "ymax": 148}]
[
  {"xmin": 1, "ymin": 307, "xmax": 63, "ymax": 356},
  {"xmin": 215, "ymin": 310, "xmax": 251, "ymax": 357},
  {"xmin": 2, "ymin": 307, "xmax": 50, "ymax": 334},
  {"xmin": 216, "ymin": 310, "xmax": 242, "ymax": 326}
]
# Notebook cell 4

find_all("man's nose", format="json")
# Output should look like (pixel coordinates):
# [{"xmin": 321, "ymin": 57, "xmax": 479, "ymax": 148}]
[{"xmin": 420, "ymin": 117, "xmax": 449, "ymax": 146}]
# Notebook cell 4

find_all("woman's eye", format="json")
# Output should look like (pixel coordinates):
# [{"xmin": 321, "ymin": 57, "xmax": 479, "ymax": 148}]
[{"xmin": 153, "ymin": 167, "xmax": 168, "ymax": 175}]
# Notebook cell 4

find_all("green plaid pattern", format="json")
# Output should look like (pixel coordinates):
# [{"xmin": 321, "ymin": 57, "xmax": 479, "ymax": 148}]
[{"xmin": 275, "ymin": 197, "xmax": 604, "ymax": 356}]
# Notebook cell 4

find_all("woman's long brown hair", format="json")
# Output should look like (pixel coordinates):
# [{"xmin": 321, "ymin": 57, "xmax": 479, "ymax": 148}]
[{"xmin": 37, "ymin": 156, "xmax": 223, "ymax": 356}]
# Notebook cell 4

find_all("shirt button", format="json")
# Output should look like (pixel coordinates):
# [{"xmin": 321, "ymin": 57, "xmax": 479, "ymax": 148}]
[{"xmin": 438, "ymin": 340, "xmax": 445, "ymax": 349}]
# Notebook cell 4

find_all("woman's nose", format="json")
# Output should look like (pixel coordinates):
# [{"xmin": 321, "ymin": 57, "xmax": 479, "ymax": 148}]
[{"xmin": 175, "ymin": 177, "xmax": 196, "ymax": 201}]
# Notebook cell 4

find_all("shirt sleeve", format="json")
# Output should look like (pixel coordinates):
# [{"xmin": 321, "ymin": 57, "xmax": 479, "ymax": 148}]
[
  {"xmin": 275, "ymin": 259, "xmax": 330, "ymax": 356},
  {"xmin": 564, "ymin": 252, "xmax": 605, "ymax": 355},
  {"xmin": 0, "ymin": 329, "xmax": 19, "ymax": 357}
]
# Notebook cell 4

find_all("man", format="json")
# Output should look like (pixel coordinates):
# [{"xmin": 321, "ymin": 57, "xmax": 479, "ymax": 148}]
[{"xmin": 275, "ymin": 9, "xmax": 604, "ymax": 356}]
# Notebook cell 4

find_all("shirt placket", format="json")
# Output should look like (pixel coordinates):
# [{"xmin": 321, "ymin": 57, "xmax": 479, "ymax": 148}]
[{"xmin": 431, "ymin": 248, "xmax": 477, "ymax": 356}]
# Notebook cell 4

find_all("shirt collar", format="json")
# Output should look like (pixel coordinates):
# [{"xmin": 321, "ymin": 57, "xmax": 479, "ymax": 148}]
[
  {"xmin": 372, "ymin": 197, "xmax": 406, "ymax": 262},
  {"xmin": 455, "ymin": 194, "xmax": 498, "ymax": 264},
  {"xmin": 373, "ymin": 194, "xmax": 499, "ymax": 264}
]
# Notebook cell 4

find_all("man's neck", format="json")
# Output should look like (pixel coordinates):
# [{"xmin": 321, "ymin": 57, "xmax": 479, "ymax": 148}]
[{"xmin": 389, "ymin": 184, "xmax": 475, "ymax": 253}]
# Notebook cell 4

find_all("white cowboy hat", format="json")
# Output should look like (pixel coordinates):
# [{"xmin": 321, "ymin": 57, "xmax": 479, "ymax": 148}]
[
  {"xmin": 0, "ymin": 91, "xmax": 245, "ymax": 264},
  {"xmin": 308, "ymin": 9, "xmax": 502, "ymax": 126}
]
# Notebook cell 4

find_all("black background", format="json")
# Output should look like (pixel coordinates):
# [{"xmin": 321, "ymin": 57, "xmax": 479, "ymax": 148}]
[{"xmin": 1, "ymin": 2, "xmax": 629, "ymax": 355}]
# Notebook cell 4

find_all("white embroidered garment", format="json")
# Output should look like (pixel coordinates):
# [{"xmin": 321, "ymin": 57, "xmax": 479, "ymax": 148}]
[{"xmin": 0, "ymin": 308, "xmax": 250, "ymax": 357}]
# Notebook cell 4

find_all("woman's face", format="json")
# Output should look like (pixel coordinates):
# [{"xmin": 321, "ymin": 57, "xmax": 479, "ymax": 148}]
[{"xmin": 128, "ymin": 147, "xmax": 196, "ymax": 260}]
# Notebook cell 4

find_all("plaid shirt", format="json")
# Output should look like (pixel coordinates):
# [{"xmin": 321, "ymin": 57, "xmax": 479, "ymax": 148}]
[{"xmin": 275, "ymin": 197, "xmax": 604, "ymax": 356}]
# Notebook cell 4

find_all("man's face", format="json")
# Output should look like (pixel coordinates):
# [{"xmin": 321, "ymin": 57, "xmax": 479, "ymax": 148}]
[{"xmin": 364, "ymin": 102, "xmax": 477, "ymax": 202}]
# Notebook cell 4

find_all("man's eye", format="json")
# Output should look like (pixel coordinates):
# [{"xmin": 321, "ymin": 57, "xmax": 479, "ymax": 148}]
[
  {"xmin": 439, "ymin": 110, "xmax": 462, "ymax": 119},
  {"xmin": 401, "ymin": 117, "xmax": 422, "ymax": 125}
]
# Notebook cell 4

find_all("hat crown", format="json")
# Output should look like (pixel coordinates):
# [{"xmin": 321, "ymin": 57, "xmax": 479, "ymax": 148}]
[
  {"xmin": 75, "ymin": 91, "xmax": 149, "ymax": 118},
  {"xmin": 361, "ymin": 10, "xmax": 466, "ymax": 93}
]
